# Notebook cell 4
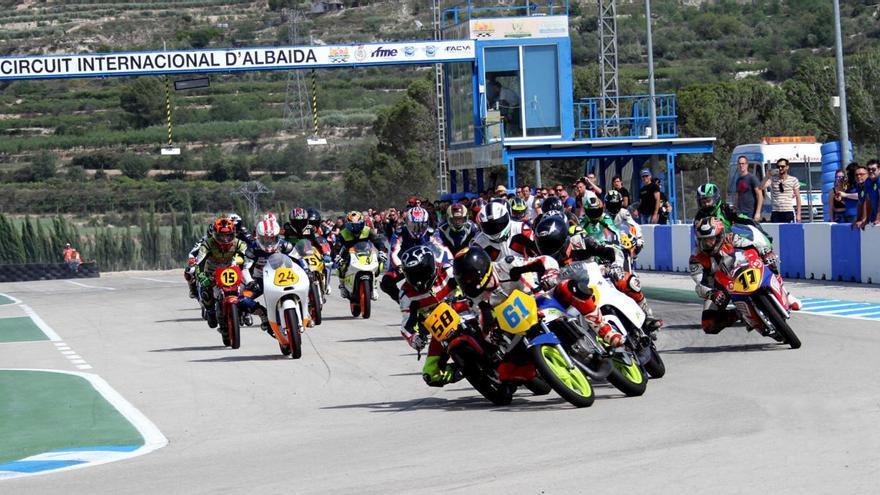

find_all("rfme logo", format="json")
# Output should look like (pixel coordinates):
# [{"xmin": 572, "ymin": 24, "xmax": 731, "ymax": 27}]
[{"xmin": 370, "ymin": 47, "xmax": 398, "ymax": 58}]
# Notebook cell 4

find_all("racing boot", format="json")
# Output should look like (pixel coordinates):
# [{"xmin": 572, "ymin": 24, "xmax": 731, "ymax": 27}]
[
  {"xmin": 596, "ymin": 322, "xmax": 625, "ymax": 349},
  {"xmin": 422, "ymin": 356, "xmax": 454, "ymax": 387},
  {"xmin": 338, "ymin": 280, "xmax": 350, "ymax": 300},
  {"xmin": 787, "ymin": 292, "xmax": 801, "ymax": 311}
]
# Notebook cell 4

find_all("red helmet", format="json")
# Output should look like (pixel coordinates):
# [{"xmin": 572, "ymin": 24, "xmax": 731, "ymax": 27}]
[
  {"xmin": 212, "ymin": 217, "xmax": 236, "ymax": 249},
  {"xmin": 694, "ymin": 217, "xmax": 726, "ymax": 255}
]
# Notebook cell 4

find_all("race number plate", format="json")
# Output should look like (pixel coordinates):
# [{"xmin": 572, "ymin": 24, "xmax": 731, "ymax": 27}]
[
  {"xmin": 424, "ymin": 302, "xmax": 460, "ymax": 342},
  {"xmin": 493, "ymin": 290, "xmax": 539, "ymax": 335},
  {"xmin": 219, "ymin": 268, "xmax": 240, "ymax": 287},
  {"xmin": 733, "ymin": 268, "xmax": 761, "ymax": 293},
  {"xmin": 274, "ymin": 267, "xmax": 299, "ymax": 286}
]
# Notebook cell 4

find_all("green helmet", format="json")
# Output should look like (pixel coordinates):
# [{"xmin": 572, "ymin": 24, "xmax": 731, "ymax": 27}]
[
  {"xmin": 696, "ymin": 183, "xmax": 721, "ymax": 214},
  {"xmin": 508, "ymin": 197, "xmax": 527, "ymax": 221}
]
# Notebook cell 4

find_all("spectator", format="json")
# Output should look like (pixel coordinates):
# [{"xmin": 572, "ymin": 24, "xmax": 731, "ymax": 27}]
[
  {"xmin": 653, "ymin": 177, "xmax": 670, "ymax": 225},
  {"xmin": 555, "ymin": 184, "xmax": 576, "ymax": 213},
  {"xmin": 533, "ymin": 187, "xmax": 545, "ymax": 215},
  {"xmin": 584, "ymin": 173, "xmax": 603, "ymax": 195},
  {"xmin": 829, "ymin": 168, "xmax": 858, "ymax": 223},
  {"xmin": 62, "ymin": 242, "xmax": 81, "ymax": 272},
  {"xmin": 761, "ymin": 158, "xmax": 801, "ymax": 223},
  {"xmin": 495, "ymin": 184, "xmax": 507, "ymax": 198},
  {"xmin": 732, "ymin": 155, "xmax": 764, "ymax": 221},
  {"xmin": 853, "ymin": 163, "xmax": 872, "ymax": 229},
  {"xmin": 637, "ymin": 169, "xmax": 661, "ymax": 224},
  {"xmin": 545, "ymin": 187, "xmax": 555, "ymax": 197},
  {"xmin": 611, "ymin": 175, "xmax": 631, "ymax": 208},
  {"xmin": 866, "ymin": 159, "xmax": 880, "ymax": 226},
  {"xmin": 520, "ymin": 184, "xmax": 537, "ymax": 220}
]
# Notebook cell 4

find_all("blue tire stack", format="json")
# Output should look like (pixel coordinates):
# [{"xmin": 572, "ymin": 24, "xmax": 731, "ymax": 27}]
[{"xmin": 820, "ymin": 141, "xmax": 854, "ymax": 221}]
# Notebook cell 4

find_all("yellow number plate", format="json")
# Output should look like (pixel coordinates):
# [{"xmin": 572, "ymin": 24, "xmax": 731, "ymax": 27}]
[
  {"xmin": 274, "ymin": 267, "xmax": 299, "ymax": 287},
  {"xmin": 733, "ymin": 268, "xmax": 761, "ymax": 293},
  {"xmin": 424, "ymin": 302, "xmax": 460, "ymax": 342},
  {"xmin": 219, "ymin": 268, "xmax": 239, "ymax": 287},
  {"xmin": 493, "ymin": 289, "xmax": 539, "ymax": 334},
  {"xmin": 619, "ymin": 233, "xmax": 633, "ymax": 250}
]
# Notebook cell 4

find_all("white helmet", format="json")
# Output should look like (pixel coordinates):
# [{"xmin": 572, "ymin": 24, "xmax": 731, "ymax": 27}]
[
  {"xmin": 255, "ymin": 217, "xmax": 281, "ymax": 253},
  {"xmin": 478, "ymin": 199, "xmax": 511, "ymax": 242}
]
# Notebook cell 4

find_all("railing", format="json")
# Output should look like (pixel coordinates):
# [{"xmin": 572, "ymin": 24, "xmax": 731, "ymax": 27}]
[
  {"xmin": 575, "ymin": 94, "xmax": 677, "ymax": 140},
  {"xmin": 440, "ymin": 0, "xmax": 569, "ymax": 28}
]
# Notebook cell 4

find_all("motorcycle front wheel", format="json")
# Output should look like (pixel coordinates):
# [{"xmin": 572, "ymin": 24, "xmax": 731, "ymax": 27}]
[
  {"xmin": 643, "ymin": 344, "xmax": 665, "ymax": 378},
  {"xmin": 284, "ymin": 307, "xmax": 303, "ymax": 359},
  {"xmin": 227, "ymin": 304, "xmax": 241, "ymax": 349},
  {"xmin": 606, "ymin": 353, "xmax": 647, "ymax": 396},
  {"xmin": 755, "ymin": 293, "xmax": 801, "ymax": 350},
  {"xmin": 531, "ymin": 345, "xmax": 594, "ymax": 408},
  {"xmin": 359, "ymin": 277, "xmax": 372, "ymax": 319},
  {"xmin": 309, "ymin": 281, "xmax": 323, "ymax": 326}
]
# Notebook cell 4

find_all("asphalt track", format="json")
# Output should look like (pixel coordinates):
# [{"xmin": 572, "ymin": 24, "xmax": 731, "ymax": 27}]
[{"xmin": 1, "ymin": 271, "xmax": 878, "ymax": 494}]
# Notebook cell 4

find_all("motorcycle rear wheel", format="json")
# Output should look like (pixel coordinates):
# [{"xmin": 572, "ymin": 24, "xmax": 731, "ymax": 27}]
[
  {"xmin": 284, "ymin": 307, "xmax": 302, "ymax": 359},
  {"xmin": 643, "ymin": 345, "xmax": 665, "ymax": 378},
  {"xmin": 360, "ymin": 278, "xmax": 372, "ymax": 319},
  {"xmin": 452, "ymin": 346, "xmax": 515, "ymax": 406},
  {"xmin": 756, "ymin": 293, "xmax": 802, "ymax": 349},
  {"xmin": 531, "ymin": 345, "xmax": 594, "ymax": 408}
]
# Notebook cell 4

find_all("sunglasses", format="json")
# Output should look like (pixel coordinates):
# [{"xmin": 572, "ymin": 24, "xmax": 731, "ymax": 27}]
[
  {"xmin": 836, "ymin": 176, "xmax": 845, "ymax": 180},
  {"xmin": 869, "ymin": 168, "xmax": 878, "ymax": 173}
]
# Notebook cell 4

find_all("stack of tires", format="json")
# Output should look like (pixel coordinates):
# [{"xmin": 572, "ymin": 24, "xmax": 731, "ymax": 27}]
[{"xmin": 820, "ymin": 141, "xmax": 854, "ymax": 221}]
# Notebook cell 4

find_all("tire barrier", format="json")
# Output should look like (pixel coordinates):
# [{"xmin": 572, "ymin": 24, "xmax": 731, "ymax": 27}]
[
  {"xmin": 0, "ymin": 262, "xmax": 100, "ymax": 283},
  {"xmin": 636, "ymin": 223, "xmax": 880, "ymax": 284}
]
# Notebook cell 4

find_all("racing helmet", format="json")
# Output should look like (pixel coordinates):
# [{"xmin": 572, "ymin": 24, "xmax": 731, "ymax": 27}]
[
  {"xmin": 404, "ymin": 207, "xmax": 430, "ymax": 239},
  {"xmin": 212, "ymin": 217, "xmax": 236, "ymax": 250},
  {"xmin": 583, "ymin": 191, "xmax": 604, "ymax": 221},
  {"xmin": 255, "ymin": 217, "xmax": 282, "ymax": 253},
  {"xmin": 478, "ymin": 199, "xmax": 511, "ymax": 242},
  {"xmin": 696, "ymin": 183, "xmax": 721, "ymax": 214},
  {"xmin": 534, "ymin": 215, "xmax": 569, "ymax": 258},
  {"xmin": 540, "ymin": 196, "xmax": 564, "ymax": 213},
  {"xmin": 447, "ymin": 203, "xmax": 469, "ymax": 232},
  {"xmin": 288, "ymin": 208, "xmax": 309, "ymax": 234},
  {"xmin": 227, "ymin": 213, "xmax": 243, "ymax": 231},
  {"xmin": 344, "ymin": 211, "xmax": 365, "ymax": 237},
  {"xmin": 694, "ymin": 217, "xmax": 726, "ymax": 255},
  {"xmin": 306, "ymin": 208, "xmax": 322, "ymax": 229},
  {"xmin": 400, "ymin": 245, "xmax": 437, "ymax": 293},
  {"xmin": 452, "ymin": 247, "xmax": 494, "ymax": 298},
  {"xmin": 509, "ymin": 197, "xmax": 528, "ymax": 221},
  {"xmin": 605, "ymin": 190, "xmax": 623, "ymax": 215}
]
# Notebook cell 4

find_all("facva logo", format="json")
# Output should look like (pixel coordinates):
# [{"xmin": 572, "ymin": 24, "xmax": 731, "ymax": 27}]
[
  {"xmin": 425, "ymin": 45, "xmax": 437, "ymax": 57},
  {"xmin": 354, "ymin": 45, "xmax": 367, "ymax": 62},
  {"xmin": 371, "ymin": 46, "xmax": 398, "ymax": 58},
  {"xmin": 404, "ymin": 46, "xmax": 416, "ymax": 57},
  {"xmin": 445, "ymin": 45, "xmax": 471, "ymax": 52},
  {"xmin": 328, "ymin": 47, "xmax": 350, "ymax": 63}
]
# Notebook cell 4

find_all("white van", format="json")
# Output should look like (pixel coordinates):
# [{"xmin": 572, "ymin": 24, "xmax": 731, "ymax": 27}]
[{"xmin": 727, "ymin": 137, "xmax": 824, "ymax": 222}]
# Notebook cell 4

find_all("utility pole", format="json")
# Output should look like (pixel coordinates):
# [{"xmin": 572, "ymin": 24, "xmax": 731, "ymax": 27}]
[
  {"xmin": 832, "ymin": 0, "xmax": 850, "ymax": 166},
  {"xmin": 234, "ymin": 181, "xmax": 273, "ymax": 224},
  {"xmin": 645, "ymin": 0, "xmax": 657, "ymax": 138}
]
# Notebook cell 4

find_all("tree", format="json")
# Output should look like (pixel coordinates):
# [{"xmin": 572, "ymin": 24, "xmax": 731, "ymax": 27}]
[
  {"xmin": 30, "ymin": 151, "xmax": 58, "ymax": 181},
  {"xmin": 119, "ymin": 77, "xmax": 166, "ymax": 128},
  {"xmin": 120, "ymin": 153, "xmax": 152, "ymax": 180}
]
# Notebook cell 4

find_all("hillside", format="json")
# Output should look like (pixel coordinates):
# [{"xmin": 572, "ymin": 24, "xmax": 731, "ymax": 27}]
[{"xmin": 0, "ymin": 0, "xmax": 878, "ymax": 215}]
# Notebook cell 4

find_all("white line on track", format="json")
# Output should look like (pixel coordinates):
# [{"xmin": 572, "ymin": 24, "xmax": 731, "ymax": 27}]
[
  {"xmin": 64, "ymin": 280, "xmax": 116, "ymax": 291},
  {"xmin": 0, "ymin": 292, "xmax": 22, "ymax": 305},
  {"xmin": 21, "ymin": 305, "xmax": 61, "ymax": 341},
  {"xmin": 0, "ymin": 368, "xmax": 167, "ymax": 480}
]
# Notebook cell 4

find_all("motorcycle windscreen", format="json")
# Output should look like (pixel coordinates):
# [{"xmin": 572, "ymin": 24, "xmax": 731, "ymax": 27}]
[
  {"xmin": 267, "ymin": 253, "xmax": 295, "ymax": 270},
  {"xmin": 352, "ymin": 240, "xmax": 374, "ymax": 256}
]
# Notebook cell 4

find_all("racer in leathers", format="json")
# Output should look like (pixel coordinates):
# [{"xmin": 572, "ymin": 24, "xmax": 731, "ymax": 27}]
[
  {"xmin": 185, "ymin": 224, "xmax": 215, "ymax": 298},
  {"xmin": 532, "ymin": 215, "xmax": 628, "ymax": 347},
  {"xmin": 227, "ymin": 213, "xmax": 253, "ymax": 245},
  {"xmin": 335, "ymin": 211, "xmax": 388, "ymax": 300},
  {"xmin": 381, "ymin": 207, "xmax": 451, "ymax": 302},
  {"xmin": 509, "ymin": 197, "xmax": 529, "ymax": 224},
  {"xmin": 689, "ymin": 217, "xmax": 800, "ymax": 334},
  {"xmin": 580, "ymin": 191, "xmax": 661, "ymax": 331},
  {"xmin": 695, "ymin": 183, "xmax": 768, "ymax": 236},
  {"xmin": 604, "ymin": 189, "xmax": 644, "ymax": 257},
  {"xmin": 238, "ymin": 216, "xmax": 302, "ymax": 332},
  {"xmin": 533, "ymin": 196, "xmax": 582, "ymax": 234},
  {"xmin": 472, "ymin": 199, "xmax": 537, "ymax": 262},
  {"xmin": 397, "ymin": 245, "xmax": 460, "ymax": 386},
  {"xmin": 437, "ymin": 203, "xmax": 479, "ymax": 256},
  {"xmin": 284, "ymin": 207, "xmax": 333, "ymax": 284},
  {"xmin": 194, "ymin": 217, "xmax": 248, "ymax": 322}
]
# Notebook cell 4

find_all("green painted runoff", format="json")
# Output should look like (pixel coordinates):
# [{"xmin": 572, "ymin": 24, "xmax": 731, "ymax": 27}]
[{"xmin": 0, "ymin": 316, "xmax": 48, "ymax": 343}]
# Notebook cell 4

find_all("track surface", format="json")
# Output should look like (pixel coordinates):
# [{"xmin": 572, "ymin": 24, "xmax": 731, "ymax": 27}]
[{"xmin": 1, "ymin": 272, "xmax": 878, "ymax": 494}]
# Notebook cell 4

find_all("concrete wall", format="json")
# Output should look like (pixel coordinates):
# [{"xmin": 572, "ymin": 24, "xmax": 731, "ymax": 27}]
[{"xmin": 636, "ymin": 224, "xmax": 879, "ymax": 284}]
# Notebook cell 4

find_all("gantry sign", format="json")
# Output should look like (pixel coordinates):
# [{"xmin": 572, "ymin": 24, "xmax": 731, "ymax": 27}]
[{"xmin": 0, "ymin": 40, "xmax": 475, "ymax": 80}]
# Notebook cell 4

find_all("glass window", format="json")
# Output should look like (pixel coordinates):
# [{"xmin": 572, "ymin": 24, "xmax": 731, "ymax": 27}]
[
  {"xmin": 484, "ymin": 47, "xmax": 523, "ymax": 138},
  {"xmin": 448, "ymin": 62, "xmax": 474, "ymax": 144},
  {"xmin": 523, "ymin": 45, "xmax": 560, "ymax": 136}
]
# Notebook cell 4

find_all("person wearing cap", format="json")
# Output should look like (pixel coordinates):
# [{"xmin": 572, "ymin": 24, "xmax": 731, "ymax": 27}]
[
  {"xmin": 495, "ymin": 184, "xmax": 507, "ymax": 198},
  {"xmin": 637, "ymin": 169, "xmax": 661, "ymax": 224}
]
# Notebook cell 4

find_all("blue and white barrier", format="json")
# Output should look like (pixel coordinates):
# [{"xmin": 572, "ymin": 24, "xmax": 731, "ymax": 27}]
[{"xmin": 636, "ymin": 223, "xmax": 880, "ymax": 284}]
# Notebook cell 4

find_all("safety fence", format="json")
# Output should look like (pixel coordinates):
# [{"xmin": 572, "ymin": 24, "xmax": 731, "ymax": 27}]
[
  {"xmin": 0, "ymin": 262, "xmax": 100, "ymax": 283},
  {"xmin": 636, "ymin": 224, "xmax": 880, "ymax": 285}
]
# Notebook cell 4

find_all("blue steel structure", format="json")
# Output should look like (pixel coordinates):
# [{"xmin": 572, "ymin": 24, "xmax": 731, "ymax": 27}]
[{"xmin": 439, "ymin": 0, "xmax": 714, "ymax": 222}]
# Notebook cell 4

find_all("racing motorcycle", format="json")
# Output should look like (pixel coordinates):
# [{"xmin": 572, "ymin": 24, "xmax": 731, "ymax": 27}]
[
  {"xmin": 341, "ymin": 240, "xmax": 381, "ymax": 319},
  {"xmin": 561, "ymin": 260, "xmax": 665, "ymax": 379},
  {"xmin": 715, "ymin": 247, "xmax": 801, "ymax": 349},
  {"xmin": 260, "ymin": 253, "xmax": 312, "ymax": 358},
  {"xmin": 294, "ymin": 240, "xmax": 325, "ymax": 326},
  {"xmin": 210, "ymin": 265, "xmax": 245, "ymax": 349}
]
